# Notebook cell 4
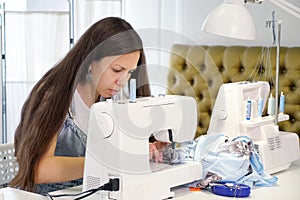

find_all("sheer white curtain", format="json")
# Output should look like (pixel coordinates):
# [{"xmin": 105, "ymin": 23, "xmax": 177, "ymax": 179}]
[
  {"xmin": 3, "ymin": 0, "xmax": 122, "ymax": 143},
  {"xmin": 74, "ymin": 0, "xmax": 122, "ymax": 40},
  {"xmin": 5, "ymin": 13, "xmax": 69, "ymax": 143}
]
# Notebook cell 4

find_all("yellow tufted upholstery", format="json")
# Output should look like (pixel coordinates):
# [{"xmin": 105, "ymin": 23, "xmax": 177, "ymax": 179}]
[{"xmin": 167, "ymin": 44, "xmax": 300, "ymax": 139}]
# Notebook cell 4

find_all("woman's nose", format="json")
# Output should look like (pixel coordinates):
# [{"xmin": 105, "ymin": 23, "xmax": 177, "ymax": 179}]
[{"xmin": 116, "ymin": 73, "xmax": 129, "ymax": 86}]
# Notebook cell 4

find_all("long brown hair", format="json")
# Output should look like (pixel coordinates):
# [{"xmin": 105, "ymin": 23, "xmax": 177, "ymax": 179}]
[{"xmin": 10, "ymin": 17, "xmax": 150, "ymax": 192}]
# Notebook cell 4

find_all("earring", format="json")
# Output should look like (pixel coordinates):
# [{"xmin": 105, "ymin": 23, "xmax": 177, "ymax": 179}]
[{"xmin": 85, "ymin": 68, "xmax": 92, "ymax": 81}]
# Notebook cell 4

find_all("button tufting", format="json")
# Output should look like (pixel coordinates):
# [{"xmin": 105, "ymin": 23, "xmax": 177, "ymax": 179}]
[{"xmin": 280, "ymin": 67, "xmax": 287, "ymax": 74}]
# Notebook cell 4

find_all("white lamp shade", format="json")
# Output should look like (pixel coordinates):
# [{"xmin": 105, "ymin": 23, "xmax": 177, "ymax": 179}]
[{"xmin": 202, "ymin": 3, "xmax": 256, "ymax": 40}]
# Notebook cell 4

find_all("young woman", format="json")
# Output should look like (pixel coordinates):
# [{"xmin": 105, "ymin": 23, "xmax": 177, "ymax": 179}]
[{"xmin": 10, "ymin": 17, "xmax": 157, "ymax": 194}]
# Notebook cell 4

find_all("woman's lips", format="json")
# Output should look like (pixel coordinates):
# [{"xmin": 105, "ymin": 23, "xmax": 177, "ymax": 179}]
[{"xmin": 109, "ymin": 89, "xmax": 120, "ymax": 95}]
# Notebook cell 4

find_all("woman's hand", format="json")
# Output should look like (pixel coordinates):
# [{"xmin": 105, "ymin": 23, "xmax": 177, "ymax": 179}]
[{"xmin": 149, "ymin": 142, "xmax": 169, "ymax": 163}]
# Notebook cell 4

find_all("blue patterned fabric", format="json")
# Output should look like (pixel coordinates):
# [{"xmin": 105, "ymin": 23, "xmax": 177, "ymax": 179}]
[{"xmin": 175, "ymin": 133, "xmax": 278, "ymax": 188}]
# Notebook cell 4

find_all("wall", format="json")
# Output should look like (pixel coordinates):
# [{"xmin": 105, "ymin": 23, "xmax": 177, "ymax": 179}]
[{"xmin": 5, "ymin": 0, "xmax": 69, "ymax": 12}]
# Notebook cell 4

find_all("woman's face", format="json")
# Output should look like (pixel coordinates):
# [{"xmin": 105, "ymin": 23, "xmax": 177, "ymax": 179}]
[{"xmin": 91, "ymin": 51, "xmax": 140, "ymax": 98}]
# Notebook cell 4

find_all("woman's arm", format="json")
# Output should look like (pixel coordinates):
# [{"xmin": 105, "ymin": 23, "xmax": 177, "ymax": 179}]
[
  {"xmin": 35, "ymin": 132, "xmax": 168, "ymax": 184},
  {"xmin": 35, "ymin": 134, "xmax": 85, "ymax": 184}
]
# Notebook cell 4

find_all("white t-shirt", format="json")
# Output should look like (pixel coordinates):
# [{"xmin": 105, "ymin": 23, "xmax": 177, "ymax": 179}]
[{"xmin": 71, "ymin": 90, "xmax": 90, "ymax": 134}]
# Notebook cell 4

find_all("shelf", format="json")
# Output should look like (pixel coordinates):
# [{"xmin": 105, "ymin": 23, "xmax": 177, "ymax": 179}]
[{"xmin": 240, "ymin": 114, "xmax": 289, "ymax": 128}]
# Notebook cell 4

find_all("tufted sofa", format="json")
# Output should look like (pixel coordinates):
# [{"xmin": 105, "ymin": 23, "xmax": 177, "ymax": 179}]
[{"xmin": 167, "ymin": 44, "xmax": 300, "ymax": 139}]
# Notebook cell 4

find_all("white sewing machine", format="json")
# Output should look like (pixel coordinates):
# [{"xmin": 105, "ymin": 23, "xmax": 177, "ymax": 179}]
[
  {"xmin": 83, "ymin": 95, "xmax": 202, "ymax": 200},
  {"xmin": 207, "ymin": 81, "xmax": 299, "ymax": 174}
]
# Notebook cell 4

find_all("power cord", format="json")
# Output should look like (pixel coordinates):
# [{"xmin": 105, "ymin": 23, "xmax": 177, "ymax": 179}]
[{"xmin": 46, "ymin": 178, "xmax": 120, "ymax": 200}]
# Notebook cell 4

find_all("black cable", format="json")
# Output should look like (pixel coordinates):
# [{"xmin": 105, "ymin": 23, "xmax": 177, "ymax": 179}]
[
  {"xmin": 46, "ymin": 178, "xmax": 119, "ymax": 200},
  {"xmin": 46, "ymin": 189, "xmax": 92, "ymax": 200}
]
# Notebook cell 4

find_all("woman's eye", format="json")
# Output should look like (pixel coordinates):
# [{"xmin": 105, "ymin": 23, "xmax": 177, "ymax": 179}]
[{"xmin": 112, "ymin": 68, "xmax": 122, "ymax": 73}]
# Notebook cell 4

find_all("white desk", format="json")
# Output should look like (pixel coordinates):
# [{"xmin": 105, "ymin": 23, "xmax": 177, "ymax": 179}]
[
  {"xmin": 1, "ymin": 159, "xmax": 299, "ymax": 200},
  {"xmin": 173, "ymin": 158, "xmax": 300, "ymax": 199}
]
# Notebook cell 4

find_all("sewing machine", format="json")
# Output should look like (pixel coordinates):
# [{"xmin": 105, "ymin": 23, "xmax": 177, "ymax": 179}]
[
  {"xmin": 207, "ymin": 81, "xmax": 299, "ymax": 174},
  {"xmin": 83, "ymin": 95, "xmax": 202, "ymax": 200}
]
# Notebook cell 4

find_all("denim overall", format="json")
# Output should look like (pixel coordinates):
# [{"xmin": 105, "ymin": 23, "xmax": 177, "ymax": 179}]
[{"xmin": 36, "ymin": 112, "xmax": 86, "ymax": 195}]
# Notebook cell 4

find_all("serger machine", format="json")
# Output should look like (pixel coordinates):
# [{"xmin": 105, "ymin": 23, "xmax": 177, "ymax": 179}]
[
  {"xmin": 83, "ymin": 95, "xmax": 202, "ymax": 200},
  {"xmin": 207, "ymin": 81, "xmax": 299, "ymax": 174}
]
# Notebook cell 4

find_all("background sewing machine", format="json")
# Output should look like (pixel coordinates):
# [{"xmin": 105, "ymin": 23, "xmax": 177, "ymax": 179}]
[
  {"xmin": 207, "ymin": 81, "xmax": 299, "ymax": 174},
  {"xmin": 83, "ymin": 95, "xmax": 202, "ymax": 200}
]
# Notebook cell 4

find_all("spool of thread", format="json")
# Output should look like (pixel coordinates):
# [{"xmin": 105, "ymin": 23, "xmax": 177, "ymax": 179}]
[
  {"xmin": 279, "ymin": 92, "xmax": 285, "ymax": 113},
  {"xmin": 245, "ymin": 97, "xmax": 252, "ymax": 120},
  {"xmin": 129, "ymin": 78, "xmax": 136, "ymax": 103},
  {"xmin": 251, "ymin": 100, "xmax": 258, "ymax": 119},
  {"xmin": 257, "ymin": 95, "xmax": 263, "ymax": 117},
  {"xmin": 267, "ymin": 94, "xmax": 275, "ymax": 115}
]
